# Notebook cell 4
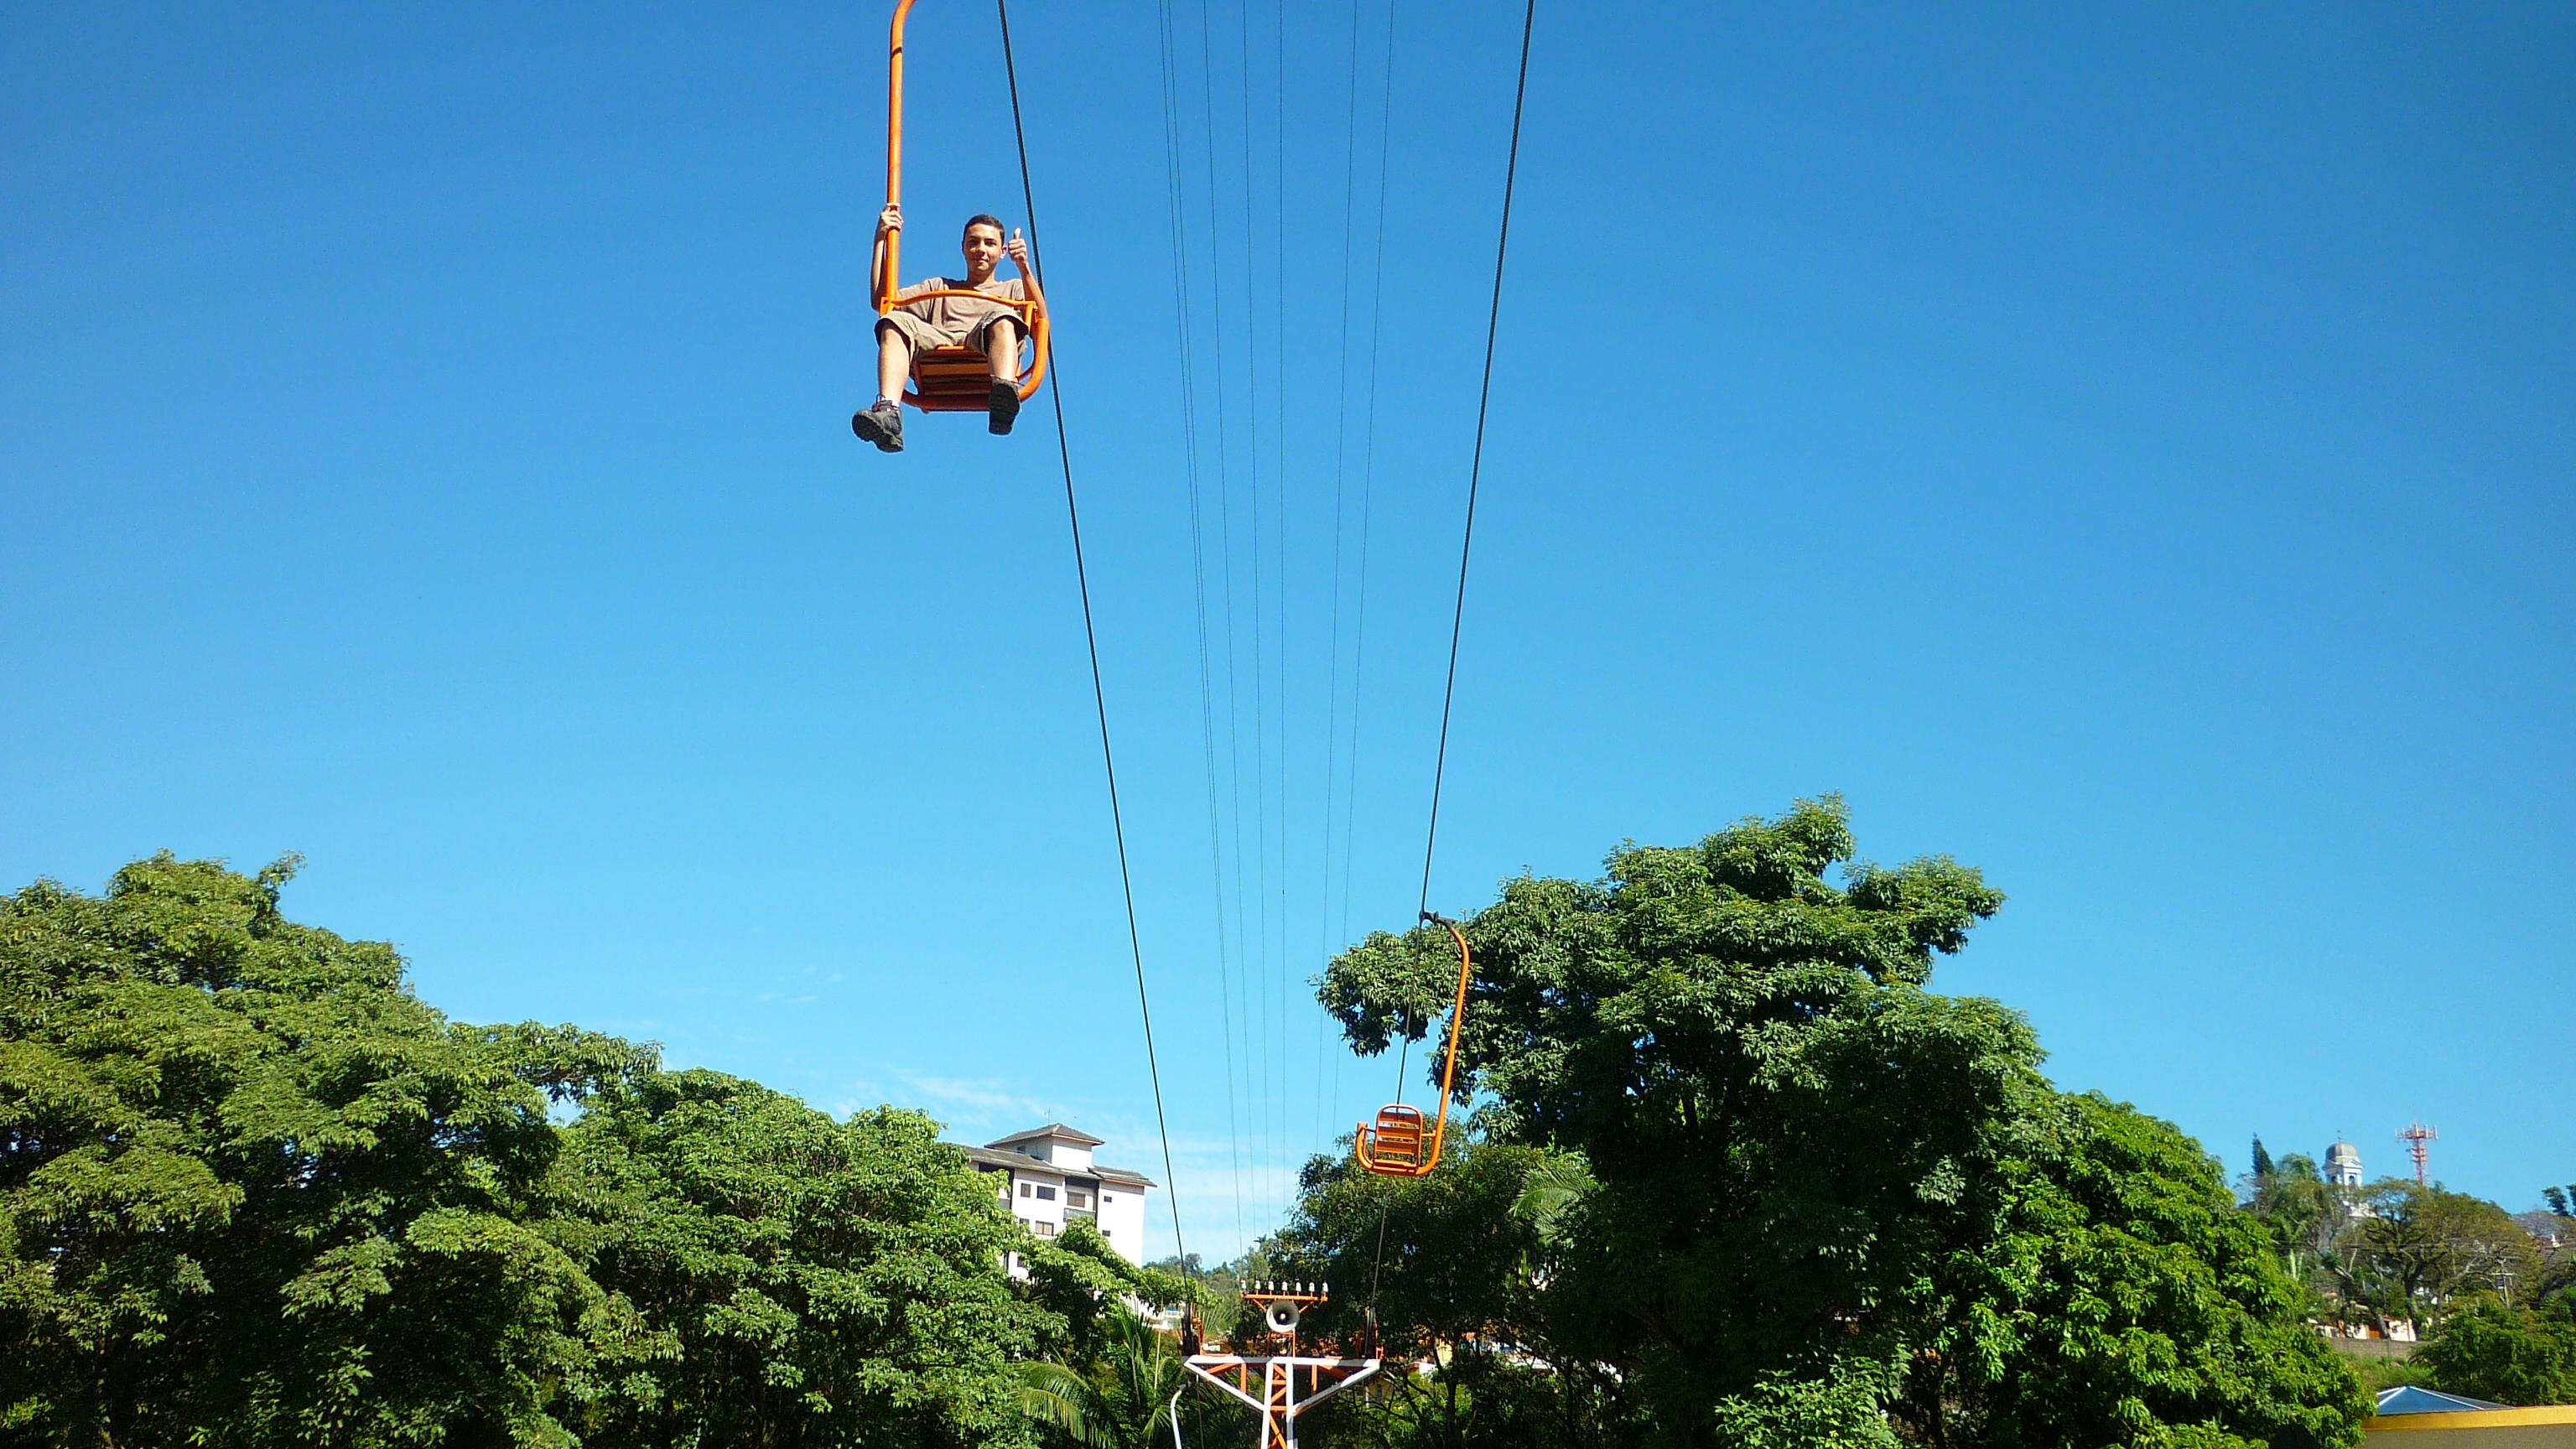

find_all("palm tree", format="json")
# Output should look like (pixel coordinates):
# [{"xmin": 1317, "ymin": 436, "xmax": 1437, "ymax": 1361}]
[
  {"xmin": 1018, "ymin": 1307, "xmax": 1189, "ymax": 1447},
  {"xmin": 1510, "ymin": 1151, "xmax": 1597, "ymax": 1279}
]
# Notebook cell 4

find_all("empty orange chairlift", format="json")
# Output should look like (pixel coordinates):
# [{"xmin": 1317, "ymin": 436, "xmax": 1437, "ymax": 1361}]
[
  {"xmin": 872, "ymin": 0, "xmax": 1051, "ymax": 413},
  {"xmin": 1353, "ymin": 914, "xmax": 1476, "ymax": 1177}
]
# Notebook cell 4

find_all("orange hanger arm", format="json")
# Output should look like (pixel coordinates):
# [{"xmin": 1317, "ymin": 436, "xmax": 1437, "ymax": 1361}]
[
  {"xmin": 874, "ymin": 0, "xmax": 916, "ymax": 312},
  {"xmin": 1354, "ymin": 917, "xmax": 1474, "ymax": 1176},
  {"xmin": 1419, "ymin": 915, "xmax": 1474, "ymax": 1165},
  {"xmin": 872, "ymin": 0, "xmax": 1050, "ymax": 407}
]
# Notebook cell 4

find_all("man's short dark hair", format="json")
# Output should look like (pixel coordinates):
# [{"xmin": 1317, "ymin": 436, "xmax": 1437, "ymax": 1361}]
[{"xmin": 963, "ymin": 214, "xmax": 1005, "ymax": 240}]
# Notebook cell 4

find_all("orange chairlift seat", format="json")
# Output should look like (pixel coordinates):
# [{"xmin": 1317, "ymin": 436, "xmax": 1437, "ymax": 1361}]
[
  {"xmin": 1353, "ymin": 913, "xmax": 1475, "ymax": 1178},
  {"xmin": 871, "ymin": 0, "xmax": 1052, "ymax": 413}
]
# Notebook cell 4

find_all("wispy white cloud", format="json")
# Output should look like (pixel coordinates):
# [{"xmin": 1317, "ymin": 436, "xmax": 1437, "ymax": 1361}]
[
  {"xmin": 1118, "ymin": 1126, "xmax": 1344, "ymax": 1266},
  {"xmin": 872, "ymin": 1076, "xmax": 1321, "ymax": 1263},
  {"xmin": 823, "ymin": 1076, "xmax": 890, "ymax": 1119},
  {"xmin": 897, "ymin": 1072, "xmax": 1060, "ymax": 1128}
]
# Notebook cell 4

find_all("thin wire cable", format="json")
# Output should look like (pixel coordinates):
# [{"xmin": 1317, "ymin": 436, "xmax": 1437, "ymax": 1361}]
[
  {"xmin": 1337, "ymin": 0, "xmax": 1399, "ymax": 955},
  {"xmin": 1311, "ymin": 0, "xmax": 1368, "ymax": 1162},
  {"xmin": 1332, "ymin": 0, "xmax": 1401, "ymax": 1146},
  {"xmin": 1371, "ymin": 0, "xmax": 1536, "ymax": 1322},
  {"xmin": 1270, "ymin": 0, "xmax": 1294, "ymax": 1208},
  {"xmin": 1233, "ymin": 0, "xmax": 1276, "ymax": 1205},
  {"xmin": 997, "ymin": 0, "xmax": 1186, "ymax": 1267},
  {"xmin": 1192, "ymin": 0, "xmax": 1262, "ymax": 1266},
  {"xmin": 1182, "ymin": 0, "xmax": 1275, "ymax": 1246},
  {"xmin": 1156, "ymin": 0, "xmax": 1248, "ymax": 1254},
  {"xmin": 1415, "ymin": 0, "xmax": 1535, "ymax": 923}
]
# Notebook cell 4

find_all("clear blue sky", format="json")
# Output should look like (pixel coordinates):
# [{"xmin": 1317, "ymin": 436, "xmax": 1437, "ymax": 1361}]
[{"xmin": 5, "ymin": 2, "xmax": 2569, "ymax": 1263}]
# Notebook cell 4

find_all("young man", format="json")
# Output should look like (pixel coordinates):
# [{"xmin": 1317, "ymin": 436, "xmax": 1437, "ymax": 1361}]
[{"xmin": 851, "ymin": 207, "xmax": 1042, "ymax": 452}]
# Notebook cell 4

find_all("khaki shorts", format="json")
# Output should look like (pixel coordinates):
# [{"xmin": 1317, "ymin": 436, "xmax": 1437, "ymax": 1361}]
[{"xmin": 879, "ymin": 304, "xmax": 1024, "ymax": 356}]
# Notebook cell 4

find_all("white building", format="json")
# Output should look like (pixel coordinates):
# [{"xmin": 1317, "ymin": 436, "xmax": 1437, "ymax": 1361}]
[
  {"xmin": 958, "ymin": 1124, "xmax": 1154, "ymax": 1265},
  {"xmin": 2325, "ymin": 1140, "xmax": 2372, "ymax": 1221}
]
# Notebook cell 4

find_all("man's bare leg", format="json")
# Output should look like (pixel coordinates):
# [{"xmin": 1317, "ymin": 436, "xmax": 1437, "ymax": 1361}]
[
  {"xmin": 984, "ymin": 319, "xmax": 1023, "ymax": 435},
  {"xmin": 878, "ymin": 325, "xmax": 914, "ymax": 404},
  {"xmin": 984, "ymin": 319, "xmax": 1022, "ymax": 384},
  {"xmin": 853, "ymin": 321, "xmax": 911, "ymax": 452}
]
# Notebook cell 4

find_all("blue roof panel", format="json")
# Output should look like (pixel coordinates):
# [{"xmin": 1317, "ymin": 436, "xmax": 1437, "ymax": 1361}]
[{"xmin": 2376, "ymin": 1385, "xmax": 2508, "ymax": 1415}]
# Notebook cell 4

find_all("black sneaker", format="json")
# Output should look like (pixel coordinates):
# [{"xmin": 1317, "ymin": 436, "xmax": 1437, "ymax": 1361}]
[
  {"xmin": 987, "ymin": 380, "xmax": 1022, "ymax": 436},
  {"xmin": 851, "ymin": 399, "xmax": 904, "ymax": 453}
]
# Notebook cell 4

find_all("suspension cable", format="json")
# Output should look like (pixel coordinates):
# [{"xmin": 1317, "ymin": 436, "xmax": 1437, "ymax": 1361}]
[
  {"xmin": 1234, "ymin": 0, "xmax": 1277, "ymax": 1208},
  {"xmin": 1331, "ymin": 0, "xmax": 1402, "ymax": 1156},
  {"xmin": 1373, "ymin": 0, "xmax": 1537, "ymax": 1325},
  {"xmin": 1192, "ymin": 0, "xmax": 1263, "ymax": 1258},
  {"xmin": 996, "ymin": 0, "xmax": 1187, "ymax": 1270},
  {"xmin": 1311, "ymin": 0, "xmax": 1369, "ymax": 1170},
  {"xmin": 1270, "ymin": 0, "xmax": 1293, "ymax": 1216},
  {"xmin": 1155, "ymin": 0, "xmax": 1248, "ymax": 1254},
  {"xmin": 1417, "ymin": 0, "xmax": 1535, "ymax": 925}
]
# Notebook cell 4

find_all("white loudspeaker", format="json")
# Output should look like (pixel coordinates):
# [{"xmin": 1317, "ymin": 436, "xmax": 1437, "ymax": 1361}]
[{"xmin": 1265, "ymin": 1299, "xmax": 1302, "ymax": 1334}]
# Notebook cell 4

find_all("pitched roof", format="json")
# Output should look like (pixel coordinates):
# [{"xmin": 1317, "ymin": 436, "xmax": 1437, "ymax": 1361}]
[
  {"xmin": 987, "ymin": 1123, "xmax": 1105, "ymax": 1149},
  {"xmin": 958, "ymin": 1145, "xmax": 1065, "ymax": 1175},
  {"xmin": 2376, "ymin": 1385, "xmax": 2507, "ymax": 1416},
  {"xmin": 951, "ymin": 1143, "xmax": 1155, "ymax": 1188}
]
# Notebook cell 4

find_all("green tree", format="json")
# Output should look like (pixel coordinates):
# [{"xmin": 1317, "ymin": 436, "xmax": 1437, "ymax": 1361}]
[
  {"xmin": 1282, "ymin": 1140, "xmax": 1547, "ymax": 1361},
  {"xmin": 1271, "ymin": 1138, "xmax": 1630, "ymax": 1449},
  {"xmin": 553, "ymin": 1067, "xmax": 1054, "ymax": 1448},
  {"xmin": 1898, "ymin": 1093, "xmax": 2369, "ymax": 1448},
  {"xmin": 1316, "ymin": 800, "xmax": 2371, "ymax": 1449},
  {"xmin": 2251, "ymin": 1135, "xmax": 2276, "ymax": 1183},
  {"xmin": 1032, "ymin": 1219, "xmax": 1195, "ymax": 1344},
  {"xmin": 1015, "ymin": 1306, "xmax": 1187, "ymax": 1447},
  {"xmin": 2332, "ymin": 1183, "xmax": 2543, "ymax": 1331},
  {"xmin": 2417, "ymin": 1295, "xmax": 2576, "ymax": 1405},
  {"xmin": 2244, "ymin": 1152, "xmax": 2342, "ymax": 1289},
  {"xmin": 1, "ymin": 854, "xmax": 604, "ymax": 1447},
  {"xmin": 2539, "ymin": 1243, "xmax": 2576, "ymax": 1305},
  {"xmin": 4, "ymin": 854, "xmax": 1080, "ymax": 1449}
]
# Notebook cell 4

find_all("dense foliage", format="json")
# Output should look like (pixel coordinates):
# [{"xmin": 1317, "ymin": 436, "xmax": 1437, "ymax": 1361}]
[
  {"xmin": 2416, "ymin": 1296, "xmax": 2576, "ymax": 1406},
  {"xmin": 1307, "ymin": 799, "xmax": 2374, "ymax": 1448},
  {"xmin": 550, "ymin": 1072, "xmax": 1056, "ymax": 1446},
  {"xmin": 18, "ymin": 807, "xmax": 2516, "ymax": 1446},
  {"xmin": 1015, "ymin": 1305, "xmax": 1187, "ymax": 1447},
  {"xmin": 0, "ymin": 855, "xmax": 599, "ymax": 1444},
  {"xmin": 2241, "ymin": 1150, "xmax": 2561, "ymax": 1342},
  {"xmin": 0, "ymin": 855, "xmax": 1171, "ymax": 1447}
]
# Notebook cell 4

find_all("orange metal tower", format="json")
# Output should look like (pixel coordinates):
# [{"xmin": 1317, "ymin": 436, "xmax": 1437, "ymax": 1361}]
[{"xmin": 1179, "ymin": 1281, "xmax": 1380, "ymax": 1448}]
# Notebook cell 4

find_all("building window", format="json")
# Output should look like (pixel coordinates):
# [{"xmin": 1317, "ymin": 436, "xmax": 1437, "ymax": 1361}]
[
  {"xmin": 1035, "ymin": 1221, "xmax": 1057, "ymax": 1237},
  {"xmin": 1067, "ymin": 1190, "xmax": 1091, "ymax": 1208},
  {"xmin": 1034, "ymin": 1185, "xmax": 1057, "ymax": 1202},
  {"xmin": 1019, "ymin": 1182, "xmax": 1032, "ymax": 1198}
]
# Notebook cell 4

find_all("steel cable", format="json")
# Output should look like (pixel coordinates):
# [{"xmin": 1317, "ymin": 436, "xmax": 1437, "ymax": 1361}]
[
  {"xmin": 1370, "ymin": 0, "xmax": 1538, "ymax": 1326},
  {"xmin": 996, "ymin": 0, "xmax": 1187, "ymax": 1269}
]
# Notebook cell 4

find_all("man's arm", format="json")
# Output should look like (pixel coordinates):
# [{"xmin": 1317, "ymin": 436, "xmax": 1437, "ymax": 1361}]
[
  {"xmin": 871, "ymin": 203, "xmax": 902, "ymax": 306},
  {"xmin": 1006, "ymin": 228, "xmax": 1044, "ymax": 314}
]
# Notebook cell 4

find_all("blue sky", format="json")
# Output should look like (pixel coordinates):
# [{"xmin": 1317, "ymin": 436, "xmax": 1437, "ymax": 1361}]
[{"xmin": 5, "ymin": 2, "xmax": 2569, "ymax": 1263}]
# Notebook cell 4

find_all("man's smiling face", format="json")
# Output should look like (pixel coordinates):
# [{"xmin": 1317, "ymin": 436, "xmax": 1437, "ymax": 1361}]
[{"xmin": 962, "ymin": 221, "xmax": 1004, "ymax": 279}]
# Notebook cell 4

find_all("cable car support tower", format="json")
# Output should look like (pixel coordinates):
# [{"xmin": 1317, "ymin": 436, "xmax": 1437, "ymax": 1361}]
[{"xmin": 1176, "ymin": 1282, "xmax": 1379, "ymax": 1449}]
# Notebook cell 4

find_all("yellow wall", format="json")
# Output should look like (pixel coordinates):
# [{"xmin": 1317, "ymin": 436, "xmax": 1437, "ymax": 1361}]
[{"xmin": 2366, "ymin": 1404, "xmax": 2576, "ymax": 1446}]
